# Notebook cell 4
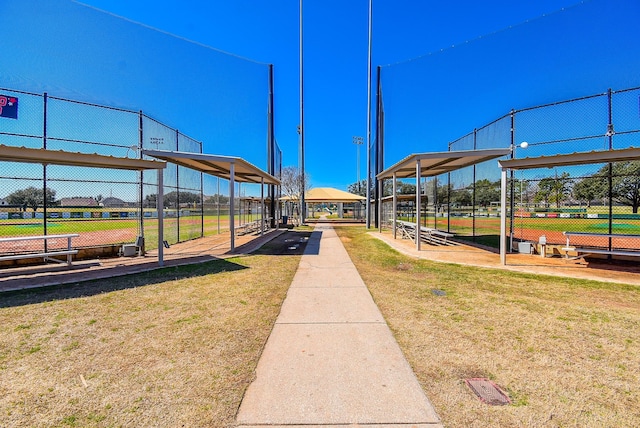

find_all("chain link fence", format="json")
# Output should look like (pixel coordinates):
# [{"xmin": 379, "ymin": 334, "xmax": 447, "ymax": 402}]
[
  {"xmin": 0, "ymin": 87, "xmax": 215, "ymax": 256},
  {"xmin": 379, "ymin": 86, "xmax": 640, "ymax": 253}
]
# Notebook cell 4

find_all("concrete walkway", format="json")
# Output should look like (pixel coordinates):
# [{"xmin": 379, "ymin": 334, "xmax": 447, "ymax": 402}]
[{"xmin": 236, "ymin": 224, "xmax": 442, "ymax": 427}]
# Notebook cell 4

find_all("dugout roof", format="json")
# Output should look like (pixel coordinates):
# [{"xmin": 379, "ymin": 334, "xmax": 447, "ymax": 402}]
[
  {"xmin": 142, "ymin": 149, "xmax": 280, "ymax": 185},
  {"xmin": 377, "ymin": 148, "xmax": 512, "ymax": 180},
  {"xmin": 0, "ymin": 144, "xmax": 166, "ymax": 170},
  {"xmin": 498, "ymin": 147, "xmax": 640, "ymax": 170},
  {"xmin": 497, "ymin": 147, "xmax": 640, "ymax": 265}
]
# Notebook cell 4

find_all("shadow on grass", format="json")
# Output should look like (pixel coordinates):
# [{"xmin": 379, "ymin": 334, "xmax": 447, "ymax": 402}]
[
  {"xmin": 0, "ymin": 258, "xmax": 247, "ymax": 309},
  {"xmin": 456, "ymin": 234, "xmax": 500, "ymax": 252}
]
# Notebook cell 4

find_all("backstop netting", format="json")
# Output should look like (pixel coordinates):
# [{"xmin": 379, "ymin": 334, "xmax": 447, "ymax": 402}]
[
  {"xmin": 0, "ymin": 0, "xmax": 272, "ymax": 256},
  {"xmin": 376, "ymin": 0, "xmax": 640, "ymax": 252}
]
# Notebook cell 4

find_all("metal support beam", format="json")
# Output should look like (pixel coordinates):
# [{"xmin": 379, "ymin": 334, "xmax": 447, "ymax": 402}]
[
  {"xmin": 230, "ymin": 162, "xmax": 235, "ymax": 252},
  {"xmin": 261, "ymin": 177, "xmax": 265, "ymax": 236},
  {"xmin": 157, "ymin": 169, "xmax": 164, "ymax": 266},
  {"xmin": 392, "ymin": 173, "xmax": 397, "ymax": 239},
  {"xmin": 415, "ymin": 158, "xmax": 421, "ymax": 251},
  {"xmin": 500, "ymin": 168, "xmax": 508, "ymax": 265},
  {"xmin": 378, "ymin": 178, "xmax": 382, "ymax": 233}
]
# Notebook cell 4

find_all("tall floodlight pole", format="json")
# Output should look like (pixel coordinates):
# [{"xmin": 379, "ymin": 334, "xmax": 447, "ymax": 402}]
[
  {"xmin": 299, "ymin": 0, "xmax": 306, "ymax": 225},
  {"xmin": 353, "ymin": 136, "xmax": 363, "ymax": 192},
  {"xmin": 365, "ymin": 0, "xmax": 373, "ymax": 228}
]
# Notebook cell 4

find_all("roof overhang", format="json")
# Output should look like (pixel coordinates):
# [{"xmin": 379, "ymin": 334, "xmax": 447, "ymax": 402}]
[
  {"xmin": 142, "ymin": 149, "xmax": 280, "ymax": 185},
  {"xmin": 499, "ymin": 147, "xmax": 640, "ymax": 170},
  {"xmin": 0, "ymin": 144, "xmax": 166, "ymax": 170},
  {"xmin": 302, "ymin": 187, "xmax": 366, "ymax": 203},
  {"xmin": 377, "ymin": 148, "xmax": 512, "ymax": 180}
]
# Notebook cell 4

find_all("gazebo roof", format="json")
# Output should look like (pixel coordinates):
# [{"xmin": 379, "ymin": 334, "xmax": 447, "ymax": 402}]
[{"xmin": 283, "ymin": 187, "xmax": 365, "ymax": 203}]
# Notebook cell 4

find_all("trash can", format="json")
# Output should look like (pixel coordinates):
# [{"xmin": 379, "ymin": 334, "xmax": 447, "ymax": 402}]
[{"xmin": 282, "ymin": 216, "xmax": 288, "ymax": 225}]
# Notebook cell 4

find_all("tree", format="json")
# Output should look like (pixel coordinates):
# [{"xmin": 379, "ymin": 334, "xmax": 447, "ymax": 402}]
[
  {"xmin": 205, "ymin": 194, "xmax": 229, "ymax": 205},
  {"xmin": 610, "ymin": 161, "xmax": 640, "ymax": 213},
  {"xmin": 173, "ymin": 191, "xmax": 201, "ymax": 206},
  {"xmin": 281, "ymin": 166, "xmax": 311, "ymax": 201},
  {"xmin": 347, "ymin": 180, "xmax": 368, "ymax": 197},
  {"xmin": 281, "ymin": 166, "xmax": 311, "ymax": 218},
  {"xmin": 450, "ymin": 188, "xmax": 472, "ymax": 207},
  {"xmin": 535, "ymin": 172, "xmax": 571, "ymax": 209},
  {"xmin": 572, "ymin": 175, "xmax": 605, "ymax": 208},
  {"xmin": 514, "ymin": 178, "xmax": 535, "ymax": 206},
  {"xmin": 143, "ymin": 191, "xmax": 201, "ymax": 208},
  {"xmin": 6, "ymin": 186, "xmax": 56, "ymax": 211},
  {"xmin": 475, "ymin": 179, "xmax": 500, "ymax": 208},
  {"xmin": 144, "ymin": 193, "xmax": 157, "ymax": 208},
  {"xmin": 398, "ymin": 182, "xmax": 416, "ymax": 195}
]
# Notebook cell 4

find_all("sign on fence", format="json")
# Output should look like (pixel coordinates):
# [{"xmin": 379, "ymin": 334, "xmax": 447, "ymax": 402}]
[{"xmin": 0, "ymin": 95, "xmax": 18, "ymax": 119}]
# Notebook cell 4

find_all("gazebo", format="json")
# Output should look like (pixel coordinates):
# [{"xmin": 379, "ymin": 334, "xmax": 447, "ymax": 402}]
[{"xmin": 288, "ymin": 187, "xmax": 365, "ymax": 219}]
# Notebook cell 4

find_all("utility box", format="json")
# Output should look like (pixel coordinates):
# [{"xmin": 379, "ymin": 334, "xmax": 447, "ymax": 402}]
[
  {"xmin": 122, "ymin": 244, "xmax": 138, "ymax": 257},
  {"xmin": 539, "ymin": 235, "xmax": 547, "ymax": 258},
  {"xmin": 517, "ymin": 242, "xmax": 533, "ymax": 254}
]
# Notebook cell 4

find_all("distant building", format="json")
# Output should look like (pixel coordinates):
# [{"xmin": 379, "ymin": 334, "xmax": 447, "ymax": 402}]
[
  {"xmin": 101, "ymin": 197, "xmax": 126, "ymax": 208},
  {"xmin": 60, "ymin": 197, "xmax": 98, "ymax": 207}
]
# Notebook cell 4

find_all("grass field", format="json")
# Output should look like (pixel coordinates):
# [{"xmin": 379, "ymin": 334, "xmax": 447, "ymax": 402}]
[
  {"xmin": 2, "ymin": 225, "xmax": 639, "ymax": 426},
  {"xmin": 0, "ymin": 244, "xmax": 301, "ymax": 427},
  {"xmin": 335, "ymin": 226, "xmax": 640, "ymax": 427}
]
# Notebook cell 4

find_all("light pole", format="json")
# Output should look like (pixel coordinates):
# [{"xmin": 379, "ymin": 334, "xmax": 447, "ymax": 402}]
[{"xmin": 353, "ymin": 136, "xmax": 363, "ymax": 193}]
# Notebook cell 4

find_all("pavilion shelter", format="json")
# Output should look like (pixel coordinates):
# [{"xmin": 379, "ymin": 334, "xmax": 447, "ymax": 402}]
[
  {"xmin": 142, "ymin": 149, "xmax": 280, "ymax": 252},
  {"xmin": 304, "ymin": 187, "xmax": 366, "ymax": 219},
  {"xmin": 0, "ymin": 144, "xmax": 168, "ymax": 264},
  {"xmin": 376, "ymin": 148, "xmax": 512, "ymax": 250},
  {"xmin": 498, "ymin": 147, "xmax": 640, "ymax": 265}
]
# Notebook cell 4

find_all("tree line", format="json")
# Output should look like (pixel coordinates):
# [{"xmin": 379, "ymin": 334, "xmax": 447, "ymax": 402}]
[{"xmin": 345, "ymin": 161, "xmax": 640, "ymax": 212}]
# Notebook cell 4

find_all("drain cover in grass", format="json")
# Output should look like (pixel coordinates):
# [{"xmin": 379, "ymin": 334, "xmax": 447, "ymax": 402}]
[
  {"xmin": 465, "ymin": 378, "xmax": 511, "ymax": 406},
  {"xmin": 431, "ymin": 289, "xmax": 446, "ymax": 296}
]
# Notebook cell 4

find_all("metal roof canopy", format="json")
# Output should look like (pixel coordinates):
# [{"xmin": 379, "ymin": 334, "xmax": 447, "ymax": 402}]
[
  {"xmin": 143, "ymin": 149, "xmax": 279, "ymax": 252},
  {"xmin": 0, "ymin": 145, "xmax": 168, "ymax": 266},
  {"xmin": 296, "ymin": 187, "xmax": 366, "ymax": 203},
  {"xmin": 498, "ymin": 146, "xmax": 640, "ymax": 170},
  {"xmin": 0, "ymin": 144, "xmax": 166, "ymax": 170},
  {"xmin": 377, "ymin": 148, "xmax": 512, "ymax": 252},
  {"xmin": 498, "ymin": 147, "xmax": 640, "ymax": 265},
  {"xmin": 142, "ymin": 149, "xmax": 280, "ymax": 185},
  {"xmin": 377, "ymin": 148, "xmax": 512, "ymax": 180}
]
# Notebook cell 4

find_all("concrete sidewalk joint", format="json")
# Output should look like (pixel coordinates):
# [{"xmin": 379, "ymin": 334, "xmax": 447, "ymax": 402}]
[{"xmin": 236, "ymin": 224, "xmax": 442, "ymax": 427}]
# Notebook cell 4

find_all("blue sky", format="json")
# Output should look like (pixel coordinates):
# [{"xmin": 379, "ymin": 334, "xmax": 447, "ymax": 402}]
[{"xmin": 1, "ymin": 0, "xmax": 639, "ymax": 193}]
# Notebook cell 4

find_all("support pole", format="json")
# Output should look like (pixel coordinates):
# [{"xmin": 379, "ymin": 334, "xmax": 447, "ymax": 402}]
[
  {"xmin": 607, "ymin": 88, "xmax": 614, "ymax": 256},
  {"xmin": 365, "ymin": 0, "xmax": 373, "ymax": 228},
  {"xmin": 299, "ymin": 0, "xmax": 306, "ymax": 225},
  {"xmin": 229, "ymin": 163, "xmax": 235, "ymax": 251},
  {"xmin": 415, "ymin": 158, "xmax": 421, "ymax": 251},
  {"xmin": 500, "ymin": 168, "xmax": 508, "ymax": 265},
  {"xmin": 261, "ymin": 177, "xmax": 265, "ymax": 236},
  {"xmin": 138, "ymin": 111, "xmax": 145, "ymax": 250},
  {"xmin": 392, "ymin": 173, "xmax": 397, "ymax": 239},
  {"xmin": 158, "ymin": 169, "xmax": 164, "ymax": 266},
  {"xmin": 43, "ymin": 92, "xmax": 48, "ymax": 250},
  {"xmin": 268, "ymin": 64, "xmax": 276, "ymax": 228},
  {"xmin": 378, "ymin": 178, "xmax": 382, "ymax": 233}
]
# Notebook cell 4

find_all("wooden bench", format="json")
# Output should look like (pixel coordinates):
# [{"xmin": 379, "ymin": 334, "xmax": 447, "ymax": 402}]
[
  {"xmin": 562, "ymin": 231, "xmax": 640, "ymax": 260},
  {"xmin": 395, "ymin": 220, "xmax": 455, "ymax": 246},
  {"xmin": 0, "ymin": 234, "xmax": 79, "ymax": 266}
]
